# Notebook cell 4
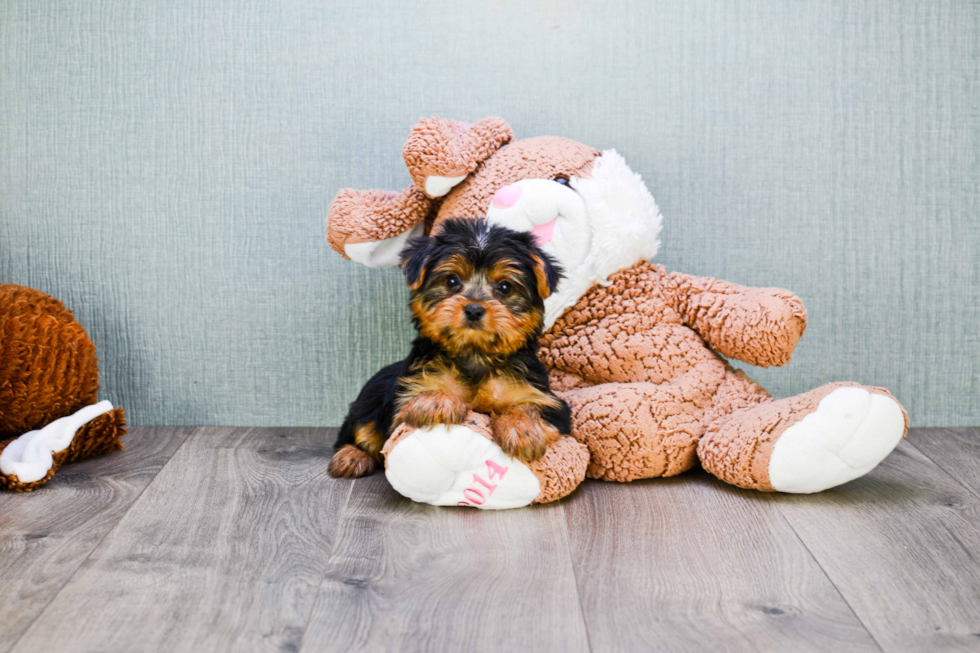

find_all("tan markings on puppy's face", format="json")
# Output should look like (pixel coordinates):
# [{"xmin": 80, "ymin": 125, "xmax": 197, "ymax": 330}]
[
  {"xmin": 433, "ymin": 253, "xmax": 474, "ymax": 282},
  {"xmin": 410, "ymin": 255, "xmax": 543, "ymax": 356},
  {"xmin": 486, "ymin": 259, "xmax": 523, "ymax": 290}
]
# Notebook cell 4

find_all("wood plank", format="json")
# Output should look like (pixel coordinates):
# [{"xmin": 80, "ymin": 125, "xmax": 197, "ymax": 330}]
[
  {"xmin": 300, "ymin": 474, "xmax": 590, "ymax": 653},
  {"xmin": 906, "ymin": 428, "xmax": 980, "ymax": 500},
  {"xmin": 564, "ymin": 473, "xmax": 879, "ymax": 653},
  {"xmin": 0, "ymin": 426, "xmax": 191, "ymax": 653},
  {"xmin": 770, "ymin": 440, "xmax": 980, "ymax": 652},
  {"xmin": 9, "ymin": 427, "xmax": 349, "ymax": 653}
]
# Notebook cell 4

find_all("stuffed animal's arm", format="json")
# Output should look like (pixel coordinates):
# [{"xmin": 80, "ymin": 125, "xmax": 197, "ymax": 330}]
[
  {"xmin": 326, "ymin": 186, "xmax": 431, "ymax": 267},
  {"xmin": 659, "ymin": 271, "xmax": 807, "ymax": 367}
]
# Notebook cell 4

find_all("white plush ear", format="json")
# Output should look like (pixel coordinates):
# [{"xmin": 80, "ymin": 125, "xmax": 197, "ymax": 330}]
[
  {"xmin": 403, "ymin": 117, "xmax": 513, "ymax": 198},
  {"xmin": 326, "ymin": 186, "xmax": 431, "ymax": 266},
  {"xmin": 424, "ymin": 175, "xmax": 467, "ymax": 198},
  {"xmin": 344, "ymin": 223, "xmax": 424, "ymax": 268}
]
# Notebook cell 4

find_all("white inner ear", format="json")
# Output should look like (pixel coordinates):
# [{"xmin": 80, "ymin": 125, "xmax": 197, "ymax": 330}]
[
  {"xmin": 344, "ymin": 223, "xmax": 424, "ymax": 268},
  {"xmin": 424, "ymin": 175, "xmax": 467, "ymax": 198}
]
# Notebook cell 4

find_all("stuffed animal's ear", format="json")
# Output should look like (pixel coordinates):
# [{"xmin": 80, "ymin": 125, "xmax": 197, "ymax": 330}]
[
  {"xmin": 531, "ymin": 252, "xmax": 563, "ymax": 300},
  {"xmin": 403, "ymin": 117, "xmax": 513, "ymax": 198},
  {"xmin": 399, "ymin": 235, "xmax": 434, "ymax": 289},
  {"xmin": 327, "ymin": 186, "xmax": 431, "ymax": 267}
]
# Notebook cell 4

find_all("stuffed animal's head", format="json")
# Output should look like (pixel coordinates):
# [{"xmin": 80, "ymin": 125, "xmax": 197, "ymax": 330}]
[
  {"xmin": 0, "ymin": 285, "xmax": 101, "ymax": 440},
  {"xmin": 328, "ymin": 117, "xmax": 662, "ymax": 328}
]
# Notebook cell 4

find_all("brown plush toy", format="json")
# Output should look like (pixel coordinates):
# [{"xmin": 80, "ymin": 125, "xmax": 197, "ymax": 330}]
[
  {"xmin": 0, "ymin": 284, "xmax": 126, "ymax": 491},
  {"xmin": 327, "ymin": 117, "xmax": 909, "ymax": 509}
]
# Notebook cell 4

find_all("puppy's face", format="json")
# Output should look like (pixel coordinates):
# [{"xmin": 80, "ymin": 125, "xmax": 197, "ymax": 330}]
[{"xmin": 400, "ymin": 219, "xmax": 562, "ymax": 356}]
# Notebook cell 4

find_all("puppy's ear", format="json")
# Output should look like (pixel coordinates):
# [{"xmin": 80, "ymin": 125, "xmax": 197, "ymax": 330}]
[
  {"xmin": 400, "ymin": 236, "xmax": 433, "ymax": 289},
  {"xmin": 530, "ymin": 252, "xmax": 562, "ymax": 300}
]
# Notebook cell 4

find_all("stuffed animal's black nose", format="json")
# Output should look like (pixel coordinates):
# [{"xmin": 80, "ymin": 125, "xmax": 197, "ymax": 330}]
[{"xmin": 464, "ymin": 304, "xmax": 486, "ymax": 321}]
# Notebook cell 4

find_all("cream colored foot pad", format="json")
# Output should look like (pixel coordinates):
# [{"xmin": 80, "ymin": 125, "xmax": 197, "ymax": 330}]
[{"xmin": 385, "ymin": 424, "xmax": 540, "ymax": 509}]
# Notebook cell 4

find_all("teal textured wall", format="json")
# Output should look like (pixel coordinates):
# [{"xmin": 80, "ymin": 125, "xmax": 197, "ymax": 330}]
[{"xmin": 1, "ymin": 0, "xmax": 977, "ymax": 427}]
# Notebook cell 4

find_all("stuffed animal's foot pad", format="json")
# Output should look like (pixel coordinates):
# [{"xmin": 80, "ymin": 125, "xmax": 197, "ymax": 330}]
[
  {"xmin": 384, "ymin": 424, "xmax": 541, "ymax": 509},
  {"xmin": 768, "ymin": 387, "xmax": 906, "ymax": 494}
]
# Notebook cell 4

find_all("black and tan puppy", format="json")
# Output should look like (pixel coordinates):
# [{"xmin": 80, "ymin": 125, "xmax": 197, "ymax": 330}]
[{"xmin": 328, "ymin": 218, "xmax": 572, "ymax": 479}]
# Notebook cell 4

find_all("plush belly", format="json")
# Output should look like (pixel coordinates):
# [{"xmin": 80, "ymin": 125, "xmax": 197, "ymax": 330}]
[{"xmin": 543, "ymin": 320, "xmax": 724, "ymax": 386}]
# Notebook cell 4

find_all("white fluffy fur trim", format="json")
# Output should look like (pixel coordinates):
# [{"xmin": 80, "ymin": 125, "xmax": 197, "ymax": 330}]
[
  {"xmin": 543, "ymin": 150, "xmax": 663, "ymax": 329},
  {"xmin": 0, "ymin": 400, "xmax": 113, "ymax": 483},
  {"xmin": 344, "ymin": 223, "xmax": 424, "ymax": 268}
]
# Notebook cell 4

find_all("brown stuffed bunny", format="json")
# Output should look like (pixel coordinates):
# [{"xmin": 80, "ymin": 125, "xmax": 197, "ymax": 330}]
[
  {"xmin": 0, "ymin": 284, "xmax": 127, "ymax": 491},
  {"xmin": 327, "ymin": 117, "xmax": 908, "ymax": 508}
]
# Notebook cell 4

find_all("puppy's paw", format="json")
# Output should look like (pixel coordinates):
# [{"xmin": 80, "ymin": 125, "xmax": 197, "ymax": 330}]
[
  {"xmin": 398, "ymin": 392, "xmax": 469, "ymax": 429},
  {"xmin": 328, "ymin": 444, "xmax": 377, "ymax": 478},
  {"xmin": 492, "ymin": 410, "xmax": 560, "ymax": 464}
]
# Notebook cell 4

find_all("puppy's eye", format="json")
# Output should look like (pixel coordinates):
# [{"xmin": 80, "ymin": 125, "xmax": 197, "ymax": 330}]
[
  {"xmin": 445, "ymin": 275, "xmax": 462, "ymax": 291},
  {"xmin": 553, "ymin": 175, "xmax": 570, "ymax": 186},
  {"xmin": 494, "ymin": 280, "xmax": 513, "ymax": 296}
]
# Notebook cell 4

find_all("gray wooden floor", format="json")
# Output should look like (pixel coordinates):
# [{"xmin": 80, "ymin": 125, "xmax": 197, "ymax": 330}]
[{"xmin": 1, "ymin": 427, "xmax": 978, "ymax": 653}]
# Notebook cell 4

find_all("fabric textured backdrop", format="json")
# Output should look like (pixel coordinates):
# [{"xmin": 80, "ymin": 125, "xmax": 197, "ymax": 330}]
[{"xmin": 1, "ymin": 0, "xmax": 976, "ymax": 427}]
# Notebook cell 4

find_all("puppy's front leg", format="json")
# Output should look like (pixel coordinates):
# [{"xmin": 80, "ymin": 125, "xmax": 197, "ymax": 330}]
[
  {"xmin": 396, "ymin": 391, "xmax": 469, "ymax": 429},
  {"xmin": 491, "ymin": 408, "xmax": 561, "ymax": 463}
]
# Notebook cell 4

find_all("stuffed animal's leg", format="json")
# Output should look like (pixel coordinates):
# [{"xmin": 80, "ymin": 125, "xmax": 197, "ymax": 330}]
[
  {"xmin": 381, "ymin": 412, "xmax": 588, "ymax": 508},
  {"xmin": 560, "ymin": 382, "xmax": 708, "ymax": 482},
  {"xmin": 0, "ymin": 405, "xmax": 126, "ymax": 491},
  {"xmin": 698, "ymin": 383, "xmax": 907, "ymax": 493}
]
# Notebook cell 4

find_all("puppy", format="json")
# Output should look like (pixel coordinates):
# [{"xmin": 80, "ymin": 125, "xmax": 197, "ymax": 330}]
[{"xmin": 328, "ymin": 218, "xmax": 572, "ymax": 479}]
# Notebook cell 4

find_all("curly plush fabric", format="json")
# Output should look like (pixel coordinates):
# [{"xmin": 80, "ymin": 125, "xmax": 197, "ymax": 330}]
[
  {"xmin": 0, "ymin": 407, "xmax": 126, "ymax": 491},
  {"xmin": 329, "ymin": 115, "xmax": 909, "ymax": 503},
  {"xmin": 541, "ymin": 263, "xmax": 807, "ymax": 376},
  {"xmin": 437, "ymin": 136, "xmax": 599, "ymax": 222},
  {"xmin": 327, "ymin": 186, "xmax": 431, "ymax": 256},
  {"xmin": 659, "ymin": 272, "xmax": 808, "ymax": 368},
  {"xmin": 697, "ymin": 382, "xmax": 907, "ymax": 491},
  {"xmin": 526, "ymin": 434, "xmax": 590, "ymax": 504},
  {"xmin": 536, "ymin": 261, "xmax": 816, "ymax": 482},
  {"xmin": 0, "ymin": 284, "xmax": 127, "ymax": 491},
  {"xmin": 0, "ymin": 285, "xmax": 101, "ymax": 438},
  {"xmin": 403, "ymin": 117, "xmax": 513, "ymax": 196}
]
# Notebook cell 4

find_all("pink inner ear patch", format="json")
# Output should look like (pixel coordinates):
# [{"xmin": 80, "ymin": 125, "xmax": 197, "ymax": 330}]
[
  {"xmin": 491, "ymin": 184, "xmax": 522, "ymax": 209},
  {"xmin": 531, "ymin": 219, "xmax": 557, "ymax": 247}
]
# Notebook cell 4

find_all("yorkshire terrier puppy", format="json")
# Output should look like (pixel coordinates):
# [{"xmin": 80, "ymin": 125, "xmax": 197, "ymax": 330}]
[{"xmin": 328, "ymin": 218, "xmax": 572, "ymax": 479}]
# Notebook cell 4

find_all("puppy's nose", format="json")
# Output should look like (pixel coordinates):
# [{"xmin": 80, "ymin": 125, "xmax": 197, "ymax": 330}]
[{"xmin": 463, "ymin": 304, "xmax": 486, "ymax": 322}]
